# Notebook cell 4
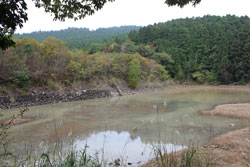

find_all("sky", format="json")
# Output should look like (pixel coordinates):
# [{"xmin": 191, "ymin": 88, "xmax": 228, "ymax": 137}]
[{"xmin": 16, "ymin": 0, "xmax": 250, "ymax": 34}]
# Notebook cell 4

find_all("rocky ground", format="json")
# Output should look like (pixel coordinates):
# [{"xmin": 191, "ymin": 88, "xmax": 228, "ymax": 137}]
[
  {"xmin": 0, "ymin": 90, "xmax": 111, "ymax": 109},
  {"xmin": 0, "ymin": 80, "xmax": 175, "ymax": 109}
]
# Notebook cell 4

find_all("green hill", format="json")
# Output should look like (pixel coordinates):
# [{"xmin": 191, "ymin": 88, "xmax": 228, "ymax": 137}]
[
  {"xmin": 129, "ymin": 15, "xmax": 250, "ymax": 84},
  {"xmin": 15, "ymin": 26, "xmax": 141, "ymax": 50}
]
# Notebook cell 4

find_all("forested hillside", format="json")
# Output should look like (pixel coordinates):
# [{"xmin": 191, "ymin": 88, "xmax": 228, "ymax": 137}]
[
  {"xmin": 128, "ymin": 15, "xmax": 250, "ymax": 84},
  {"xmin": 0, "ymin": 37, "xmax": 169, "ymax": 93},
  {"xmin": 15, "ymin": 26, "xmax": 140, "ymax": 50},
  {"xmin": 3, "ymin": 15, "xmax": 250, "ymax": 93}
]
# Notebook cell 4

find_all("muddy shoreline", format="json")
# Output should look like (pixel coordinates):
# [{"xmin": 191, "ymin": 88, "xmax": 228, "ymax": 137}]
[
  {"xmin": 143, "ymin": 102, "xmax": 250, "ymax": 167},
  {"xmin": 0, "ymin": 88, "xmax": 165, "ymax": 109},
  {"xmin": 0, "ymin": 89, "xmax": 111, "ymax": 109},
  {"xmin": 0, "ymin": 84, "xmax": 249, "ymax": 109},
  {"xmin": 0, "ymin": 83, "xmax": 173, "ymax": 109}
]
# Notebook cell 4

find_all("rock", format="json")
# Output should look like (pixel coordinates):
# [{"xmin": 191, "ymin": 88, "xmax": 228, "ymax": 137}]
[
  {"xmin": 114, "ymin": 158, "xmax": 120, "ymax": 166},
  {"xmin": 222, "ymin": 145, "xmax": 229, "ymax": 150},
  {"xmin": 0, "ymin": 89, "xmax": 111, "ymax": 109},
  {"xmin": 229, "ymin": 124, "xmax": 235, "ymax": 127},
  {"xmin": 210, "ymin": 144, "xmax": 219, "ymax": 148},
  {"xmin": 203, "ymin": 145, "xmax": 208, "ymax": 148}
]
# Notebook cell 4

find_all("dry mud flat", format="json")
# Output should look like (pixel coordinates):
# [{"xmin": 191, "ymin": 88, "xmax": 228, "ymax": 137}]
[
  {"xmin": 202, "ymin": 103, "xmax": 250, "ymax": 167},
  {"xmin": 202, "ymin": 103, "xmax": 250, "ymax": 119},
  {"xmin": 143, "ymin": 103, "xmax": 250, "ymax": 167},
  {"xmin": 210, "ymin": 128, "xmax": 250, "ymax": 167}
]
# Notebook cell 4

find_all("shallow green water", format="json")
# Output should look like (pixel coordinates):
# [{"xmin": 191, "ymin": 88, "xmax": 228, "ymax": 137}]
[{"xmin": 1, "ymin": 87, "xmax": 250, "ymax": 165}]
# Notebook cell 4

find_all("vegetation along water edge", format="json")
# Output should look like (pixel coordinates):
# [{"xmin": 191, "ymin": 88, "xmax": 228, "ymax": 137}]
[{"xmin": 142, "ymin": 99, "xmax": 250, "ymax": 167}]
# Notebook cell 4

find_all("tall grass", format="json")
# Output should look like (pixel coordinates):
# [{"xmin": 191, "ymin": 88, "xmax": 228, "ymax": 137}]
[
  {"xmin": 152, "ymin": 142, "xmax": 215, "ymax": 167},
  {"xmin": 34, "ymin": 146, "xmax": 103, "ymax": 167},
  {"xmin": 150, "ymin": 105, "xmax": 215, "ymax": 167},
  {"xmin": 1, "ymin": 142, "xmax": 105, "ymax": 167}
]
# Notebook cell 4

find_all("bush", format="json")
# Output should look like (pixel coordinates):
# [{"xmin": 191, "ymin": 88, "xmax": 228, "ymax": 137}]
[
  {"xmin": 156, "ymin": 65, "xmax": 170, "ymax": 81},
  {"xmin": 192, "ymin": 71, "xmax": 206, "ymax": 83},
  {"xmin": 47, "ymin": 80, "xmax": 61, "ymax": 91},
  {"xmin": 12, "ymin": 65, "xmax": 30, "ymax": 87},
  {"xmin": 192, "ymin": 71, "xmax": 218, "ymax": 84},
  {"xmin": 176, "ymin": 69, "xmax": 185, "ymax": 80},
  {"xmin": 66, "ymin": 60, "xmax": 86, "ymax": 82},
  {"xmin": 88, "ymin": 43, "xmax": 106, "ymax": 54},
  {"xmin": 127, "ymin": 59, "xmax": 141, "ymax": 89}
]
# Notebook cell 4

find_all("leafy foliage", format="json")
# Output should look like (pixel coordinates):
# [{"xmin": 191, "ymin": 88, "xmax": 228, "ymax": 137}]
[
  {"xmin": 165, "ymin": 0, "xmax": 201, "ymax": 7},
  {"xmin": 13, "ymin": 65, "xmax": 30, "ymax": 87},
  {"xmin": 34, "ymin": 0, "xmax": 115, "ymax": 21},
  {"xmin": 127, "ymin": 59, "xmax": 141, "ymax": 89},
  {"xmin": 0, "ymin": 0, "xmax": 28, "ymax": 49},
  {"xmin": 66, "ymin": 60, "xmax": 86, "ymax": 82},
  {"xmin": 0, "ymin": 37, "xmax": 169, "ymax": 90}
]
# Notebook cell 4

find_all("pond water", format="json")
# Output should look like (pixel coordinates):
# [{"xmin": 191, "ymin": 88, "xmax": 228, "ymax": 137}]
[{"xmin": 1, "ymin": 87, "xmax": 250, "ymax": 165}]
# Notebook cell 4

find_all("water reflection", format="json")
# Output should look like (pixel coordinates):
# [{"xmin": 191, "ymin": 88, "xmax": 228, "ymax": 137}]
[
  {"xmin": 1, "ymin": 87, "xmax": 250, "ymax": 164},
  {"xmin": 74, "ymin": 131, "xmax": 185, "ymax": 166}
]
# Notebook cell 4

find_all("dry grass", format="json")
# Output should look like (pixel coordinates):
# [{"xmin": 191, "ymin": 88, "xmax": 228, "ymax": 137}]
[
  {"xmin": 201, "ymin": 103, "xmax": 250, "ymax": 167},
  {"xmin": 201, "ymin": 103, "xmax": 250, "ymax": 119}
]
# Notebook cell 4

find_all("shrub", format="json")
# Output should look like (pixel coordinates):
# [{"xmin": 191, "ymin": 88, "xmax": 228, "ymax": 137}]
[
  {"xmin": 176, "ymin": 69, "xmax": 185, "ymax": 80},
  {"xmin": 47, "ymin": 80, "xmax": 61, "ymax": 91},
  {"xmin": 156, "ymin": 65, "xmax": 170, "ymax": 81},
  {"xmin": 12, "ymin": 65, "xmax": 30, "ymax": 87},
  {"xmin": 127, "ymin": 59, "xmax": 141, "ymax": 89},
  {"xmin": 66, "ymin": 60, "xmax": 86, "ymax": 82}
]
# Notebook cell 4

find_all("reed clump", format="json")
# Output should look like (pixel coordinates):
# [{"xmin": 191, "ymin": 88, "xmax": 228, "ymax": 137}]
[{"xmin": 152, "ymin": 143, "xmax": 215, "ymax": 167}]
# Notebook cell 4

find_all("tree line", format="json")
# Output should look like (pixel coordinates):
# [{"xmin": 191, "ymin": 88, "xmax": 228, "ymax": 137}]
[
  {"xmin": 15, "ymin": 26, "xmax": 141, "ymax": 50},
  {"xmin": 1, "ymin": 0, "xmax": 198, "ymax": 50},
  {"xmin": 2, "ymin": 15, "xmax": 249, "ymax": 92},
  {"xmin": 128, "ymin": 15, "xmax": 250, "ymax": 84},
  {"xmin": 0, "ymin": 37, "xmax": 169, "ymax": 92}
]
